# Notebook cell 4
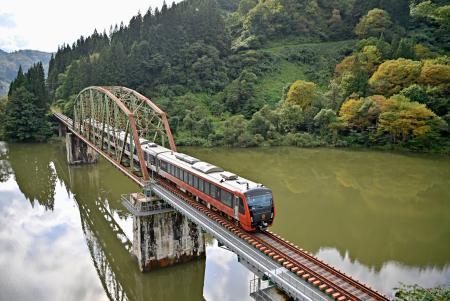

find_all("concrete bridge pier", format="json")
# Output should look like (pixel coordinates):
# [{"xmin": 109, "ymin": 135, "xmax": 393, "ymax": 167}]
[
  {"xmin": 65, "ymin": 132, "xmax": 99, "ymax": 165},
  {"xmin": 58, "ymin": 123, "xmax": 67, "ymax": 137},
  {"xmin": 124, "ymin": 192, "xmax": 205, "ymax": 272}
]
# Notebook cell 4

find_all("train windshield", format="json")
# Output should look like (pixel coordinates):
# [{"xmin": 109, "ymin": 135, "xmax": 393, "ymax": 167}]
[{"xmin": 246, "ymin": 190, "xmax": 272, "ymax": 208}]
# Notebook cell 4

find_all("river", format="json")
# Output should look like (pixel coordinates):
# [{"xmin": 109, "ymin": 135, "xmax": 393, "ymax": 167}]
[{"xmin": 0, "ymin": 142, "xmax": 449, "ymax": 301}]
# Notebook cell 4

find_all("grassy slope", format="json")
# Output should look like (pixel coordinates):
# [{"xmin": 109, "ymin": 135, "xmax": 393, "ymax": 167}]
[{"xmin": 254, "ymin": 40, "xmax": 356, "ymax": 106}]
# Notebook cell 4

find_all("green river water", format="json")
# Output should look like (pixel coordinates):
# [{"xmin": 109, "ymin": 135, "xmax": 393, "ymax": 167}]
[{"xmin": 0, "ymin": 142, "xmax": 449, "ymax": 301}]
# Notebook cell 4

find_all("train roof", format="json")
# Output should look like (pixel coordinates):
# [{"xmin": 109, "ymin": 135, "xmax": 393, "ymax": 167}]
[
  {"xmin": 88, "ymin": 119, "xmax": 268, "ymax": 194},
  {"xmin": 155, "ymin": 148, "xmax": 264, "ymax": 194}
]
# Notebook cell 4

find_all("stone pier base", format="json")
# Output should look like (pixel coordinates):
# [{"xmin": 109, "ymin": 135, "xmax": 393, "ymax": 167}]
[
  {"xmin": 65, "ymin": 132, "xmax": 99, "ymax": 165},
  {"xmin": 58, "ymin": 123, "xmax": 67, "ymax": 137},
  {"xmin": 133, "ymin": 211, "xmax": 205, "ymax": 272}
]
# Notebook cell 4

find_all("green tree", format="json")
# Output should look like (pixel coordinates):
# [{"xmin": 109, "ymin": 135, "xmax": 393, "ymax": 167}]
[
  {"xmin": 369, "ymin": 59, "xmax": 422, "ymax": 96},
  {"xmin": 284, "ymin": 80, "xmax": 318, "ymax": 109},
  {"xmin": 223, "ymin": 115, "xmax": 252, "ymax": 146},
  {"xmin": 4, "ymin": 64, "xmax": 51, "ymax": 142},
  {"xmin": 238, "ymin": 0, "xmax": 258, "ymax": 15},
  {"xmin": 376, "ymin": 95, "xmax": 447, "ymax": 147},
  {"xmin": 222, "ymin": 70, "xmax": 259, "ymax": 117},
  {"xmin": 0, "ymin": 96, "xmax": 7, "ymax": 139},
  {"xmin": 355, "ymin": 8, "xmax": 392, "ymax": 39},
  {"xmin": 395, "ymin": 38, "xmax": 416, "ymax": 59},
  {"xmin": 314, "ymin": 109, "xmax": 337, "ymax": 136},
  {"xmin": 249, "ymin": 111, "xmax": 272, "ymax": 139}
]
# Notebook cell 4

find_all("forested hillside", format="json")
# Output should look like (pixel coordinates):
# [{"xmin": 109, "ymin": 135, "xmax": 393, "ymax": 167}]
[
  {"xmin": 0, "ymin": 49, "xmax": 51, "ymax": 96},
  {"xmin": 3, "ymin": 0, "xmax": 450, "ymax": 153}
]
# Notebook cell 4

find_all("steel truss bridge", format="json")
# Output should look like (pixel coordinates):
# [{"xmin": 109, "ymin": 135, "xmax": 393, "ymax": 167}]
[{"xmin": 53, "ymin": 86, "xmax": 390, "ymax": 301}]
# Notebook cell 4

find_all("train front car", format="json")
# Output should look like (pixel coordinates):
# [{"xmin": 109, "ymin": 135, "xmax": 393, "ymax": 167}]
[{"xmin": 244, "ymin": 187, "xmax": 275, "ymax": 231}]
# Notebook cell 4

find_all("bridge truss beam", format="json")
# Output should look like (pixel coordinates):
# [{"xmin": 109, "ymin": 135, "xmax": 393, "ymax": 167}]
[{"xmin": 73, "ymin": 86, "xmax": 176, "ymax": 182}]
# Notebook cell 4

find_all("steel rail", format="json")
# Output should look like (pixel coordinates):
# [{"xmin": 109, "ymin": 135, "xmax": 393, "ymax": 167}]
[{"xmin": 259, "ymin": 232, "xmax": 389, "ymax": 301}]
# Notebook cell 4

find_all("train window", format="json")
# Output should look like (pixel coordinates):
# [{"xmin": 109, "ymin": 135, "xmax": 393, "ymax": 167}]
[
  {"xmin": 160, "ymin": 160, "xmax": 167, "ymax": 171},
  {"xmin": 215, "ymin": 187, "xmax": 221, "ymax": 201},
  {"xmin": 149, "ymin": 155, "xmax": 155, "ymax": 165},
  {"xmin": 209, "ymin": 184, "xmax": 216, "ymax": 198},
  {"xmin": 239, "ymin": 197, "xmax": 245, "ymax": 214},
  {"xmin": 144, "ymin": 152, "xmax": 148, "ymax": 161},
  {"xmin": 183, "ymin": 170, "xmax": 188, "ymax": 182},
  {"xmin": 199, "ymin": 178, "xmax": 204, "ymax": 191},
  {"xmin": 175, "ymin": 167, "xmax": 179, "ymax": 179},
  {"xmin": 168, "ymin": 164, "xmax": 173, "ymax": 175},
  {"xmin": 204, "ymin": 182, "xmax": 210, "ymax": 195},
  {"xmin": 188, "ymin": 173, "xmax": 193, "ymax": 185},
  {"xmin": 221, "ymin": 190, "xmax": 232, "ymax": 207},
  {"xmin": 193, "ymin": 176, "xmax": 198, "ymax": 189}
]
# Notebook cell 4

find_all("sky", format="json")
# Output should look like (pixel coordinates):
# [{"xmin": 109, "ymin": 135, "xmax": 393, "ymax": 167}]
[{"xmin": 0, "ymin": 0, "xmax": 181, "ymax": 53}]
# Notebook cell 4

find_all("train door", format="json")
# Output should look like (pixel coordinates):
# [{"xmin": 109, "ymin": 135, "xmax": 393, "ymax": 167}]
[{"xmin": 233, "ymin": 195, "xmax": 239, "ymax": 220}]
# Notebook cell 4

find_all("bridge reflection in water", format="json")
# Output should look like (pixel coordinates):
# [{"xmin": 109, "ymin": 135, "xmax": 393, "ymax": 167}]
[
  {"xmin": 2, "ymin": 141, "xmax": 449, "ymax": 300},
  {"xmin": 53, "ymin": 145, "xmax": 207, "ymax": 301}
]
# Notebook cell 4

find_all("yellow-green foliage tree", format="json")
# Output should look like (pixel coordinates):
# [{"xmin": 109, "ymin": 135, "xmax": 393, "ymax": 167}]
[
  {"xmin": 355, "ymin": 8, "xmax": 392, "ymax": 39},
  {"xmin": 362, "ymin": 45, "xmax": 382, "ymax": 74},
  {"xmin": 417, "ymin": 60, "xmax": 450, "ymax": 92},
  {"xmin": 339, "ymin": 95, "xmax": 385, "ymax": 130},
  {"xmin": 284, "ymin": 80, "xmax": 318, "ymax": 109},
  {"xmin": 377, "ymin": 95, "xmax": 447, "ymax": 145},
  {"xmin": 369, "ymin": 59, "xmax": 422, "ymax": 96}
]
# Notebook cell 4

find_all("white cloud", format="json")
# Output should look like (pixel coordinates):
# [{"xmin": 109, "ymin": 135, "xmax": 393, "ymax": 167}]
[
  {"xmin": 316, "ymin": 247, "xmax": 450, "ymax": 298},
  {"xmin": 0, "ymin": 0, "xmax": 182, "ymax": 52},
  {"xmin": 0, "ymin": 175, "xmax": 108, "ymax": 301}
]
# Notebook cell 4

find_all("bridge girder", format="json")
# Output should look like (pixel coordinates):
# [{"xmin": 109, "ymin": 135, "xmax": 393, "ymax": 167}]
[{"xmin": 73, "ymin": 86, "xmax": 176, "ymax": 181}]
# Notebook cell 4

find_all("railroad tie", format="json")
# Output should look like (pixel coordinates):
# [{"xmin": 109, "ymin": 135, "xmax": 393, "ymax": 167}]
[
  {"xmin": 313, "ymin": 280, "xmax": 321, "ymax": 286},
  {"xmin": 296, "ymin": 270, "xmax": 305, "ymax": 276},
  {"xmin": 278, "ymin": 258, "xmax": 285, "ymax": 264},
  {"xmin": 264, "ymin": 249, "xmax": 271, "ymax": 255},
  {"xmin": 332, "ymin": 292, "xmax": 341, "ymax": 299},
  {"xmin": 307, "ymin": 277, "xmax": 316, "ymax": 283},
  {"xmin": 291, "ymin": 267, "xmax": 299, "ymax": 273},
  {"xmin": 273, "ymin": 255, "xmax": 280, "ymax": 260},
  {"xmin": 325, "ymin": 288, "xmax": 334, "ymax": 294},
  {"xmin": 319, "ymin": 284, "xmax": 327, "ymax": 290},
  {"xmin": 302, "ymin": 273, "xmax": 310, "ymax": 279},
  {"xmin": 337, "ymin": 296, "xmax": 346, "ymax": 301}
]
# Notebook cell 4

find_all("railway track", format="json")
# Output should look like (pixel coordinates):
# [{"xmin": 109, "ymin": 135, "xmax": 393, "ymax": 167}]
[{"xmin": 157, "ymin": 180, "xmax": 390, "ymax": 301}]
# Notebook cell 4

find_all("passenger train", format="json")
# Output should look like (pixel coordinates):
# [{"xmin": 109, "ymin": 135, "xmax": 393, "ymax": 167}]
[{"xmin": 86, "ymin": 119, "xmax": 275, "ymax": 232}]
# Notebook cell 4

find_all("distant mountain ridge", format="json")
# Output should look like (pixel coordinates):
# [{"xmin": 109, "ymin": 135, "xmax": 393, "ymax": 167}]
[{"xmin": 0, "ymin": 49, "xmax": 52, "ymax": 96}]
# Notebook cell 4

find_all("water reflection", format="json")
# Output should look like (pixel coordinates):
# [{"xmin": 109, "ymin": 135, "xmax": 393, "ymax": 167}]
[
  {"xmin": 0, "ymin": 177, "xmax": 107, "ymax": 301},
  {"xmin": 0, "ymin": 142, "xmax": 13, "ymax": 183},
  {"xmin": 316, "ymin": 248, "xmax": 450, "ymax": 296},
  {"xmin": 7, "ymin": 143, "xmax": 58, "ymax": 210},
  {"xmin": 0, "ymin": 142, "xmax": 207, "ymax": 301},
  {"xmin": 1, "ymin": 142, "xmax": 449, "ymax": 300}
]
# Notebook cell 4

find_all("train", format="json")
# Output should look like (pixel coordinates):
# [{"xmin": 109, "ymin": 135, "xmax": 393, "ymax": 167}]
[{"xmin": 86, "ymin": 119, "xmax": 275, "ymax": 232}]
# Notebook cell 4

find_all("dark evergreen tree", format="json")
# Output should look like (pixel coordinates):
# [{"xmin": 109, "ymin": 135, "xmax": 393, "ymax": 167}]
[{"xmin": 4, "ymin": 63, "xmax": 51, "ymax": 142}]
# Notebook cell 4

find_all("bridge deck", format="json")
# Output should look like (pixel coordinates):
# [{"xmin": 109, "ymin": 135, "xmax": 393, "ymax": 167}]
[{"xmin": 54, "ymin": 112, "xmax": 390, "ymax": 301}]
